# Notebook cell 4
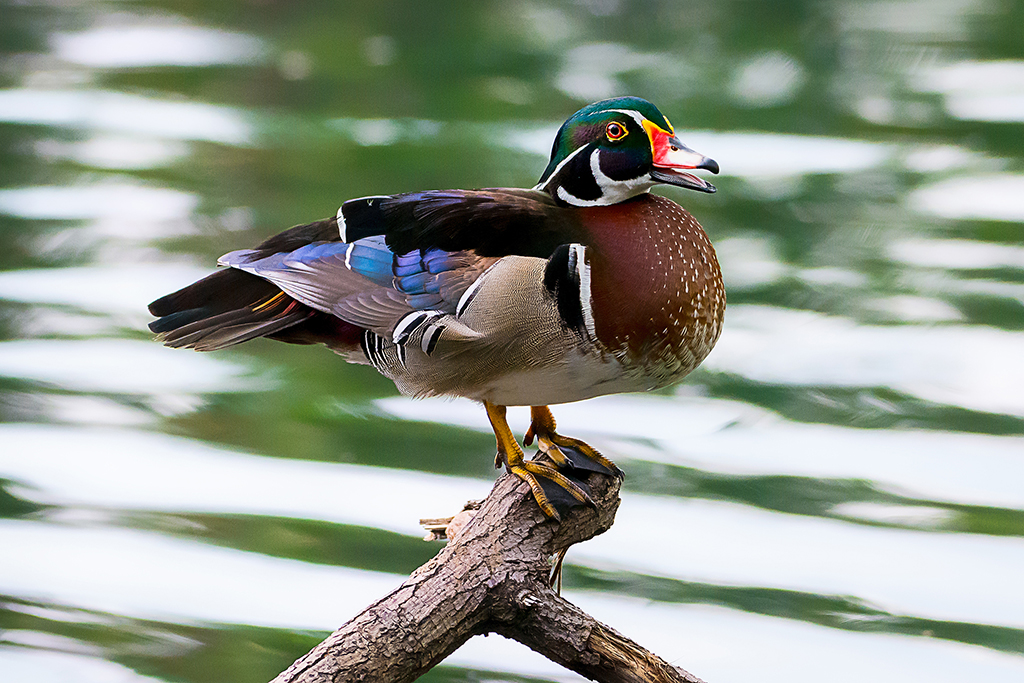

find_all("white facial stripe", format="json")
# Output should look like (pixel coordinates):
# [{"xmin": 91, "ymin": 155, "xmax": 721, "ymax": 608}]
[
  {"xmin": 553, "ymin": 149, "xmax": 652, "ymax": 207},
  {"xmin": 589, "ymin": 150, "xmax": 629, "ymax": 202},
  {"xmin": 543, "ymin": 116, "xmax": 665, "ymax": 205},
  {"xmin": 606, "ymin": 108, "xmax": 647, "ymax": 127},
  {"xmin": 590, "ymin": 149, "xmax": 615, "ymax": 191},
  {"xmin": 533, "ymin": 144, "xmax": 588, "ymax": 192},
  {"xmin": 594, "ymin": 149, "xmax": 657, "ymax": 203},
  {"xmin": 571, "ymin": 243, "xmax": 597, "ymax": 341}
]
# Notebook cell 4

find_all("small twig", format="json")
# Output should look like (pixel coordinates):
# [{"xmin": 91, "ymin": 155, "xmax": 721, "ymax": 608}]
[{"xmin": 419, "ymin": 499, "xmax": 482, "ymax": 541}]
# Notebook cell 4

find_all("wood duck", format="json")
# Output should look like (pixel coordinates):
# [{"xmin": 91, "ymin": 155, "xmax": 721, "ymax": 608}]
[{"xmin": 149, "ymin": 97, "xmax": 724, "ymax": 520}]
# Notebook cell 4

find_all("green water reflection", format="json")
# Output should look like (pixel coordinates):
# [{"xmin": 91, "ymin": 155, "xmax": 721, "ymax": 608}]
[{"xmin": 2, "ymin": 0, "xmax": 1024, "ymax": 682}]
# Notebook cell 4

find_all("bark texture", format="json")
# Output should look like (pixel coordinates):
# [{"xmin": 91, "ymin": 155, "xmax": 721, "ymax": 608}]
[{"xmin": 271, "ymin": 469, "xmax": 706, "ymax": 683}]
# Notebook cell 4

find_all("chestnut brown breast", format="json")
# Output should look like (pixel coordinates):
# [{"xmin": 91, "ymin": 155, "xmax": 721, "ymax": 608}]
[{"xmin": 581, "ymin": 194, "xmax": 725, "ymax": 384}]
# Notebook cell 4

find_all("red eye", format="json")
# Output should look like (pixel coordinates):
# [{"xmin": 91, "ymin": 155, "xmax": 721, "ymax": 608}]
[{"xmin": 606, "ymin": 122, "xmax": 627, "ymax": 141}]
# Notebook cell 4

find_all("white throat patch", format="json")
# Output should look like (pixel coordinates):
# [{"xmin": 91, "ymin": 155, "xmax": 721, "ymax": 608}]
[{"xmin": 555, "ymin": 149, "xmax": 654, "ymax": 207}]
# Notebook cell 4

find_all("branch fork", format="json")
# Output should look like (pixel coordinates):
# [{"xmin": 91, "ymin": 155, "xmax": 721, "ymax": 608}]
[{"xmin": 271, "ymin": 467, "xmax": 706, "ymax": 683}]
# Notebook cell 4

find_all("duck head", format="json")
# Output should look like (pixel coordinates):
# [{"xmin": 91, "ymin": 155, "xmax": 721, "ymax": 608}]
[{"xmin": 535, "ymin": 96, "xmax": 719, "ymax": 207}]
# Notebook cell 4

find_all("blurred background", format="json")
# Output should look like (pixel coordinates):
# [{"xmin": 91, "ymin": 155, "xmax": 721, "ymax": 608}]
[{"xmin": 1, "ymin": 1, "xmax": 1023, "ymax": 681}]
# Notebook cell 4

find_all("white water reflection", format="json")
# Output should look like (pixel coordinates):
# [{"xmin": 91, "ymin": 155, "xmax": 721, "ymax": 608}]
[
  {"xmin": 377, "ymin": 394, "xmax": 1024, "ymax": 510},
  {"xmin": 729, "ymin": 51, "xmax": 806, "ymax": 108},
  {"xmin": 713, "ymin": 236, "xmax": 789, "ymax": 289},
  {"xmin": 329, "ymin": 118, "xmax": 924, "ymax": 193},
  {"xmin": 52, "ymin": 22, "xmax": 265, "ymax": 69},
  {"xmin": 0, "ymin": 89, "xmax": 253, "ymax": 146},
  {"xmin": 708, "ymin": 305, "xmax": 1024, "ymax": 417},
  {"xmin": 28, "ymin": 394, "xmax": 155, "ymax": 427},
  {"xmin": 568, "ymin": 597, "xmax": 1024, "ymax": 683},
  {"xmin": 641, "ymin": 420, "xmax": 1024, "ymax": 510},
  {"xmin": 889, "ymin": 238, "xmax": 1024, "ymax": 270},
  {"xmin": 0, "ymin": 266, "xmax": 215, "ymax": 350},
  {"xmin": 0, "ymin": 649, "xmax": 164, "ymax": 683},
  {"xmin": 831, "ymin": 502, "xmax": 954, "ymax": 527},
  {"xmin": 35, "ymin": 135, "xmax": 188, "ymax": 171},
  {"xmin": 0, "ymin": 182, "xmax": 197, "ymax": 224},
  {"xmin": 580, "ymin": 496, "xmax": 1024, "ymax": 628},
  {"xmin": 2, "ymin": 518, "xmax": 1024, "ymax": 683},
  {"xmin": 0, "ymin": 425, "xmax": 483, "ymax": 537},
  {"xmin": 554, "ymin": 42, "xmax": 673, "ymax": 101},
  {"xmin": 908, "ymin": 174, "xmax": 1024, "ymax": 222},
  {"xmin": 914, "ymin": 60, "xmax": 1024, "ymax": 123},
  {"xmin": 956, "ymin": 279, "xmax": 1024, "ymax": 307},
  {"xmin": 903, "ymin": 144, "xmax": 986, "ymax": 173},
  {"xmin": 329, "ymin": 117, "xmax": 442, "ymax": 146},
  {"xmin": 862, "ymin": 294, "xmax": 964, "ymax": 323},
  {"xmin": 0, "ymin": 340, "xmax": 256, "ymax": 395},
  {"xmin": 0, "ymin": 520, "xmax": 396, "ymax": 630},
  {"xmin": 689, "ymin": 131, "xmax": 893, "ymax": 178},
  {"xmin": 0, "ymin": 265, "xmax": 213, "ymax": 316},
  {"xmin": 834, "ymin": 0, "xmax": 991, "ymax": 40},
  {"xmin": 2, "ymin": 424, "xmax": 1022, "ymax": 630}
]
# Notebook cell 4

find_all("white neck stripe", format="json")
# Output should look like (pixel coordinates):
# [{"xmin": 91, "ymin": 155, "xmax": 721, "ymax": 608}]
[
  {"xmin": 556, "ymin": 185, "xmax": 603, "ymax": 206},
  {"xmin": 572, "ymin": 243, "xmax": 597, "ymax": 341}
]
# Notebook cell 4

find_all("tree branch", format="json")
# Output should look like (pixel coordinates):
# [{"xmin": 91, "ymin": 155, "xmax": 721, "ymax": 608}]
[{"xmin": 270, "ymin": 467, "xmax": 707, "ymax": 683}]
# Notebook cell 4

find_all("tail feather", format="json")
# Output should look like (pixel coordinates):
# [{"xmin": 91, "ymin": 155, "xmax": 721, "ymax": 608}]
[
  {"xmin": 158, "ymin": 299, "xmax": 312, "ymax": 351},
  {"xmin": 149, "ymin": 268, "xmax": 314, "ymax": 352},
  {"xmin": 149, "ymin": 268, "xmax": 276, "ymax": 319},
  {"xmin": 149, "ymin": 216, "xmax": 368, "ymax": 354}
]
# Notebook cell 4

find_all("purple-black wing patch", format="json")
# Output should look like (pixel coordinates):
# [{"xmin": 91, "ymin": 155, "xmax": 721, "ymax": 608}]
[{"xmin": 338, "ymin": 188, "xmax": 575, "ymax": 258}]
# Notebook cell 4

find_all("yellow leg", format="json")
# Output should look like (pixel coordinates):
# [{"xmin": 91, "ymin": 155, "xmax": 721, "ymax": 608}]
[
  {"xmin": 484, "ymin": 401, "xmax": 593, "ymax": 521},
  {"xmin": 524, "ymin": 405, "xmax": 624, "ymax": 478}
]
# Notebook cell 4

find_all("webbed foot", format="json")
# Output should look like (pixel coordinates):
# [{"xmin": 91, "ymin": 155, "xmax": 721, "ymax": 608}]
[
  {"xmin": 524, "ymin": 405, "xmax": 624, "ymax": 479},
  {"xmin": 485, "ymin": 401, "xmax": 596, "ymax": 521}
]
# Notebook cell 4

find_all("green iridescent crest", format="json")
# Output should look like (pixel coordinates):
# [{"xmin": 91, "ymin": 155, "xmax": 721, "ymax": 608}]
[{"xmin": 537, "ymin": 97, "xmax": 673, "ymax": 185}]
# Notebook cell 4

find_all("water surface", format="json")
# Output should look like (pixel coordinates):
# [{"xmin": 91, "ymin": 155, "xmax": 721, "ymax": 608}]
[{"xmin": 1, "ymin": 1, "xmax": 1023, "ymax": 682}]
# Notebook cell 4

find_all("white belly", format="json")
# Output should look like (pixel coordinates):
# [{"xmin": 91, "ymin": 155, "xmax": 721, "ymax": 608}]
[{"xmin": 468, "ymin": 350, "xmax": 650, "ymax": 406}]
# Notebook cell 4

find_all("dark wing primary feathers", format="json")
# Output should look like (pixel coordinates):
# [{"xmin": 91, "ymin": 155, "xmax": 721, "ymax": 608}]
[
  {"xmin": 148, "ymin": 217, "xmax": 362, "ymax": 352},
  {"xmin": 341, "ymin": 189, "xmax": 580, "ymax": 258},
  {"xmin": 147, "ymin": 267, "xmax": 327, "ymax": 351}
]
